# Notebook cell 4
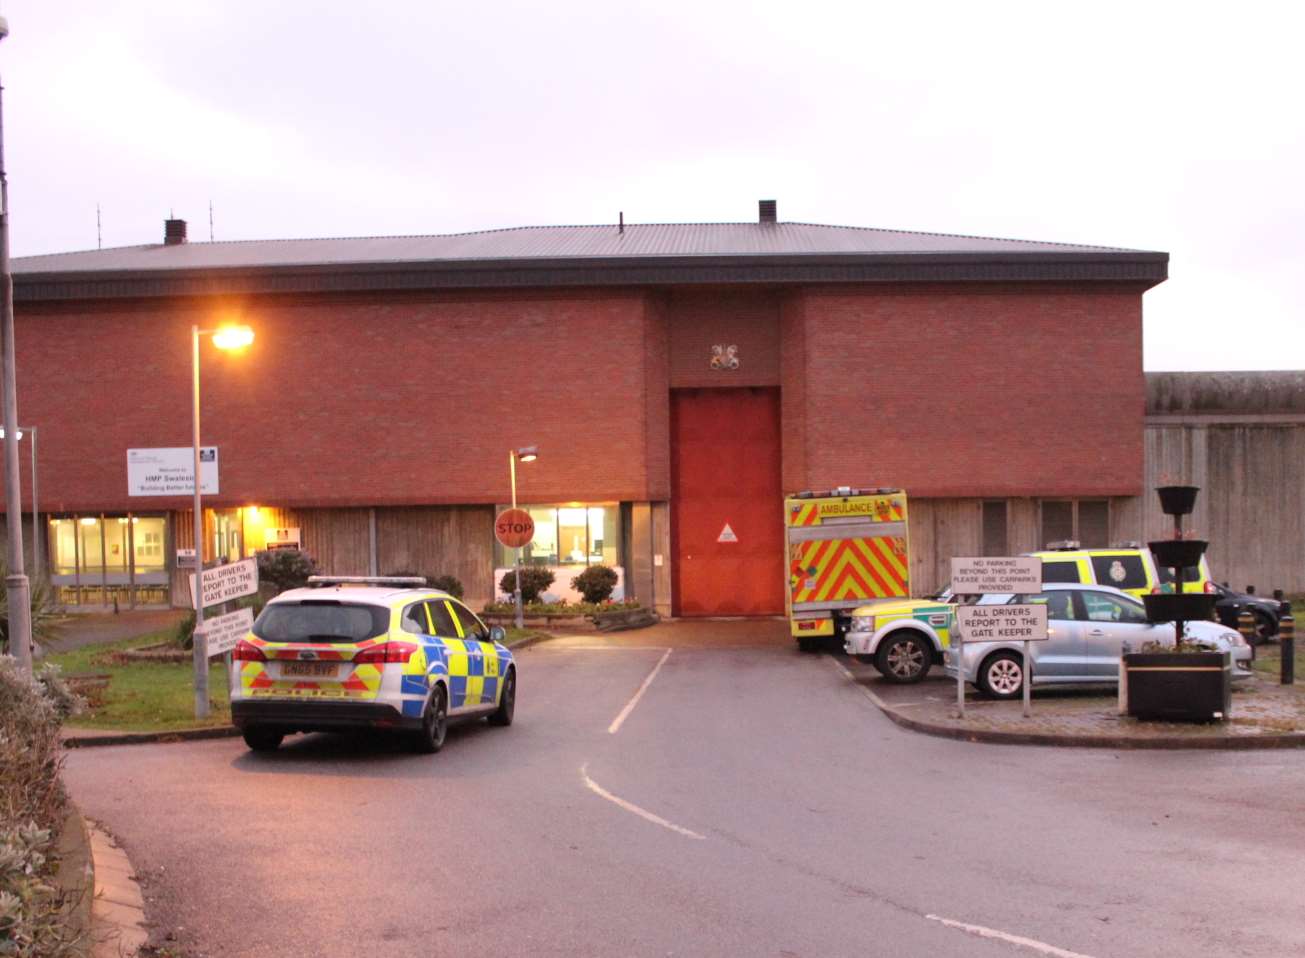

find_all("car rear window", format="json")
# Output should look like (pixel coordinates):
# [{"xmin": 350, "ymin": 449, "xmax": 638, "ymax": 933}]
[
  {"xmin": 253, "ymin": 601, "xmax": 390, "ymax": 643},
  {"xmin": 1157, "ymin": 565, "xmax": 1202, "ymax": 585},
  {"xmin": 1090, "ymin": 555, "xmax": 1148, "ymax": 590},
  {"xmin": 1041, "ymin": 561, "xmax": 1081, "ymax": 584}
]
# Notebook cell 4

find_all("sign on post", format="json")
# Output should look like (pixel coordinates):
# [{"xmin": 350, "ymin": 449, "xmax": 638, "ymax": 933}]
[
  {"xmin": 197, "ymin": 606, "xmax": 255, "ymax": 658},
  {"xmin": 128, "ymin": 447, "xmax": 219, "ymax": 496},
  {"xmin": 949, "ymin": 556, "xmax": 1045, "ymax": 719},
  {"xmin": 494, "ymin": 509, "xmax": 535, "ymax": 548},
  {"xmin": 950, "ymin": 556, "xmax": 1042, "ymax": 595},
  {"xmin": 189, "ymin": 557, "xmax": 259, "ymax": 611}
]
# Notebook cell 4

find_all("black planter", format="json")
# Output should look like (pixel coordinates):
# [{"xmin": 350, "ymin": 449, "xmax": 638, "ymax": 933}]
[
  {"xmin": 1142, "ymin": 593, "xmax": 1218, "ymax": 624},
  {"xmin": 1156, "ymin": 485, "xmax": 1200, "ymax": 516},
  {"xmin": 1124, "ymin": 651, "xmax": 1230, "ymax": 721},
  {"xmin": 1148, "ymin": 539, "xmax": 1208, "ymax": 569}
]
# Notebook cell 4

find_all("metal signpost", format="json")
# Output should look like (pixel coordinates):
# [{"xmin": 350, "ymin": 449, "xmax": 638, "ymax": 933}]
[
  {"xmin": 956, "ymin": 604, "xmax": 1049, "ymax": 718},
  {"xmin": 949, "ymin": 557, "xmax": 1043, "ymax": 718}
]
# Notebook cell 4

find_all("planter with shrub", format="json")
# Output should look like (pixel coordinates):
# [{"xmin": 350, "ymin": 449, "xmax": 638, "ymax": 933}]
[{"xmin": 1125, "ymin": 484, "xmax": 1232, "ymax": 722}]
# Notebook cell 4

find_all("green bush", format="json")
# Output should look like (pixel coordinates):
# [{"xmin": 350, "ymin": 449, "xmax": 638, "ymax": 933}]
[
  {"xmin": 571, "ymin": 565, "xmax": 619, "ymax": 603},
  {"xmin": 429, "ymin": 574, "xmax": 464, "ymax": 599},
  {"xmin": 499, "ymin": 567, "xmax": 554, "ymax": 604},
  {"xmin": 174, "ymin": 594, "xmax": 265, "ymax": 650},
  {"xmin": 256, "ymin": 549, "xmax": 318, "ymax": 595},
  {"xmin": 0, "ymin": 657, "xmax": 84, "ymax": 957},
  {"xmin": 383, "ymin": 570, "xmax": 462, "ymax": 598}
]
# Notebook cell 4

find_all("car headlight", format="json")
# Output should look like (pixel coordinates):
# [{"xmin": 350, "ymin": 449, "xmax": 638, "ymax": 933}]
[
  {"xmin": 848, "ymin": 615, "xmax": 874, "ymax": 633},
  {"xmin": 1225, "ymin": 629, "xmax": 1248, "ymax": 649}
]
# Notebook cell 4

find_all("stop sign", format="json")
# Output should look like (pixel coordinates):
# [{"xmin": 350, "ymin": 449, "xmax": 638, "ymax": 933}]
[{"xmin": 495, "ymin": 508, "xmax": 535, "ymax": 548}]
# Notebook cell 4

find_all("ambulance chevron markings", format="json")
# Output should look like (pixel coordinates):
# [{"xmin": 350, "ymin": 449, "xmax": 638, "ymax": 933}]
[{"xmin": 792, "ymin": 535, "xmax": 908, "ymax": 603}]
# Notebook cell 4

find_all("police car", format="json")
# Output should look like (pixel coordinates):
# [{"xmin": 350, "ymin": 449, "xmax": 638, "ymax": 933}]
[{"xmin": 230, "ymin": 576, "xmax": 516, "ymax": 753}]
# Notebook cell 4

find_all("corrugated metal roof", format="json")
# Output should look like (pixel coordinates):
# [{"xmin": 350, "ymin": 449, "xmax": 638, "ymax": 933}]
[{"xmin": 12, "ymin": 221, "xmax": 1148, "ymax": 275}]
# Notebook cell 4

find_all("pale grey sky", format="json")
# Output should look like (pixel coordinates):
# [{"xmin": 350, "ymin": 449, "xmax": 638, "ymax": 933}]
[{"xmin": 4, "ymin": 0, "xmax": 1302, "ymax": 370}]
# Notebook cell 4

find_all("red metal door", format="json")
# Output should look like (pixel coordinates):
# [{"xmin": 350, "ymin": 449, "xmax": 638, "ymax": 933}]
[{"xmin": 671, "ymin": 388, "xmax": 784, "ymax": 616}]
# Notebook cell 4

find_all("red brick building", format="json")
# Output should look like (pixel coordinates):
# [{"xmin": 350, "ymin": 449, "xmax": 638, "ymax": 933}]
[{"xmin": 8, "ymin": 202, "xmax": 1167, "ymax": 613}]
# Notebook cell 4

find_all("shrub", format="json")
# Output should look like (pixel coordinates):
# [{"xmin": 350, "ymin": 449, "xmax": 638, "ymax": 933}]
[
  {"xmin": 499, "ymin": 567, "xmax": 554, "ymax": 604},
  {"xmin": 0, "ymin": 658, "xmax": 84, "ymax": 958},
  {"xmin": 571, "ymin": 565, "xmax": 619, "ymax": 603},
  {"xmin": 383, "ymin": 570, "xmax": 462, "ymax": 598},
  {"xmin": 429, "ymin": 575, "xmax": 464, "ymax": 599},
  {"xmin": 256, "ymin": 549, "xmax": 318, "ymax": 595}
]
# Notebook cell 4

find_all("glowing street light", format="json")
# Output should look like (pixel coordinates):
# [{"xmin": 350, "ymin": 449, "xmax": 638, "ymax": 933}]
[{"xmin": 191, "ymin": 323, "xmax": 255, "ymax": 719}]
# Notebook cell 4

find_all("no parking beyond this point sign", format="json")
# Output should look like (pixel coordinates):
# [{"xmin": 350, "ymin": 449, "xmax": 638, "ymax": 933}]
[
  {"xmin": 495, "ymin": 508, "xmax": 535, "ymax": 548},
  {"xmin": 717, "ymin": 523, "xmax": 738, "ymax": 543}
]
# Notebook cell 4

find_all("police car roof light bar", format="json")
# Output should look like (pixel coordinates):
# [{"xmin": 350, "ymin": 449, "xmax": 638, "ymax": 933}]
[{"xmin": 307, "ymin": 576, "xmax": 428, "ymax": 587}]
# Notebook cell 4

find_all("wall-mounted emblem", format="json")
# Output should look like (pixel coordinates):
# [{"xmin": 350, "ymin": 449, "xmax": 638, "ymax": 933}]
[{"xmin": 710, "ymin": 344, "xmax": 740, "ymax": 370}]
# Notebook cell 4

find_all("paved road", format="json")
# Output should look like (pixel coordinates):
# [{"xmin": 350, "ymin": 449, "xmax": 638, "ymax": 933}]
[{"xmin": 65, "ymin": 624, "xmax": 1305, "ymax": 957}]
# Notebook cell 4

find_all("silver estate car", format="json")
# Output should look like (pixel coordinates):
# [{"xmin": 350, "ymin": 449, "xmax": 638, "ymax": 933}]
[{"xmin": 943, "ymin": 583, "xmax": 1254, "ymax": 699}]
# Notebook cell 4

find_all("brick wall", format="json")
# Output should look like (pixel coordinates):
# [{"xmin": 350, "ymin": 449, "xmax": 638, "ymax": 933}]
[
  {"xmin": 664, "ymin": 288, "xmax": 781, "ymax": 389},
  {"xmin": 15, "ymin": 290, "xmax": 660, "ymax": 511},
  {"xmin": 798, "ymin": 285, "xmax": 1145, "ymax": 497}
]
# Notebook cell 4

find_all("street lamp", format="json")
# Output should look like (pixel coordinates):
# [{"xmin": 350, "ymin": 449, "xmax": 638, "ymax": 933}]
[
  {"xmin": 0, "ymin": 425, "xmax": 38, "ymax": 582},
  {"xmin": 191, "ymin": 323, "xmax": 254, "ymax": 719},
  {"xmin": 508, "ymin": 445, "xmax": 538, "ymax": 629},
  {"xmin": 0, "ymin": 14, "xmax": 34, "ymax": 672}
]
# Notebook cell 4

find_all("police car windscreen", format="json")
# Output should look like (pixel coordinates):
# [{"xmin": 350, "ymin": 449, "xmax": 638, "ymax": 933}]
[
  {"xmin": 1090, "ymin": 555, "xmax": 1148, "ymax": 591},
  {"xmin": 253, "ymin": 602, "xmax": 390, "ymax": 643}
]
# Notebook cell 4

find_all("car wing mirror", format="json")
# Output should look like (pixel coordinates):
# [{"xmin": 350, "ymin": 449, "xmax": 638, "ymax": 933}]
[{"xmin": 489, "ymin": 625, "xmax": 507, "ymax": 643}]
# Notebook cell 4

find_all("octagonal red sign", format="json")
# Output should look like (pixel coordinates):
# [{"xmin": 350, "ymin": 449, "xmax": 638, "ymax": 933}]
[{"xmin": 494, "ymin": 508, "xmax": 535, "ymax": 548}]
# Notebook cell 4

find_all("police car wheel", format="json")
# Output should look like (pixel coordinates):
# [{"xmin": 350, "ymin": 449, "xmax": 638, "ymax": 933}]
[
  {"xmin": 243, "ymin": 728, "xmax": 283, "ymax": 752},
  {"xmin": 488, "ymin": 668, "xmax": 515, "ymax": 727},
  {"xmin": 875, "ymin": 633, "xmax": 931, "ymax": 684},
  {"xmin": 978, "ymin": 652, "xmax": 1024, "ymax": 700},
  {"xmin": 410, "ymin": 686, "xmax": 448, "ymax": 754}
]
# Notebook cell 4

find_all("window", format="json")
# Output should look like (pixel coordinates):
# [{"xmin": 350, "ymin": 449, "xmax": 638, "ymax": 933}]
[
  {"xmin": 1081, "ymin": 591, "xmax": 1148, "ymax": 625},
  {"xmin": 494, "ymin": 503, "xmax": 622, "ymax": 568},
  {"xmin": 1090, "ymin": 555, "xmax": 1148, "ymax": 592},
  {"xmin": 982, "ymin": 500, "xmax": 1008, "ymax": 556},
  {"xmin": 401, "ymin": 603, "xmax": 430, "ymax": 635},
  {"xmin": 255, "ymin": 602, "xmax": 390, "ymax": 642},
  {"xmin": 448, "ymin": 601, "xmax": 487, "ymax": 640},
  {"xmin": 1039, "ymin": 499, "xmax": 1109, "ymax": 548},
  {"xmin": 1013, "ymin": 592, "xmax": 1078, "ymax": 621},
  {"xmin": 426, "ymin": 600, "xmax": 459, "ymax": 638},
  {"xmin": 1041, "ymin": 561, "xmax": 1081, "ymax": 584}
]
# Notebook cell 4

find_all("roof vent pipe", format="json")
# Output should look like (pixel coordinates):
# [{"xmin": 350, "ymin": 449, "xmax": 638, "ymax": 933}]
[
  {"xmin": 164, "ymin": 218, "xmax": 187, "ymax": 245},
  {"xmin": 758, "ymin": 199, "xmax": 777, "ymax": 224}
]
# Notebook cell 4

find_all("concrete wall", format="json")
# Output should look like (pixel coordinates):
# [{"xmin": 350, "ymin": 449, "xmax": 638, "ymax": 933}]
[{"xmin": 1144, "ymin": 371, "xmax": 1305, "ymax": 594}]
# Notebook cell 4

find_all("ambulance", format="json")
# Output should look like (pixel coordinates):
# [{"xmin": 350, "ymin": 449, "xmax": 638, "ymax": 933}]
[{"xmin": 785, "ymin": 488, "xmax": 912, "ymax": 652}]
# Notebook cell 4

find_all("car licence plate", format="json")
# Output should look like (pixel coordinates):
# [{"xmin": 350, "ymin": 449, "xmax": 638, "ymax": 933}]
[{"xmin": 282, "ymin": 662, "xmax": 338, "ymax": 678}]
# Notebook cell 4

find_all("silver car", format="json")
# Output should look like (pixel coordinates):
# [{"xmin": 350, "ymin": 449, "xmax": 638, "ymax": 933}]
[{"xmin": 943, "ymin": 583, "xmax": 1254, "ymax": 699}]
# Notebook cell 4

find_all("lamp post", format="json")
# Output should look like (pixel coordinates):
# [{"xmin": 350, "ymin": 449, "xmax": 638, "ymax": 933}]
[
  {"xmin": 0, "ymin": 15, "xmax": 33, "ymax": 672},
  {"xmin": 508, "ymin": 445, "xmax": 538, "ymax": 629},
  {"xmin": 191, "ymin": 323, "xmax": 254, "ymax": 719},
  {"xmin": 0, "ymin": 425, "xmax": 38, "ymax": 581}
]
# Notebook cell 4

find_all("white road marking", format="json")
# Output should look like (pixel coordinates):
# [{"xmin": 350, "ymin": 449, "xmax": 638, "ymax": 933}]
[
  {"xmin": 607, "ymin": 648, "xmax": 672, "ymax": 734},
  {"xmin": 580, "ymin": 763, "xmax": 706, "ymax": 840},
  {"xmin": 925, "ymin": 915, "xmax": 1097, "ymax": 958}
]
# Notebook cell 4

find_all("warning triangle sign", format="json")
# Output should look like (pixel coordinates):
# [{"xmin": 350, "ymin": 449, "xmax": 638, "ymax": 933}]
[{"xmin": 717, "ymin": 523, "xmax": 738, "ymax": 543}]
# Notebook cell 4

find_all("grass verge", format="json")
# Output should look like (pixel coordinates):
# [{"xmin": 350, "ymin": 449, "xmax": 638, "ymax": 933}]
[
  {"xmin": 47, "ymin": 630, "xmax": 232, "ymax": 732},
  {"xmin": 50, "ymin": 626, "xmax": 547, "ymax": 733}
]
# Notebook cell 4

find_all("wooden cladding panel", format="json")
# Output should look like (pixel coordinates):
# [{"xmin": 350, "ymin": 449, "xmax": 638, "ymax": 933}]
[{"xmin": 375, "ymin": 506, "xmax": 495, "ymax": 605}]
